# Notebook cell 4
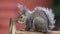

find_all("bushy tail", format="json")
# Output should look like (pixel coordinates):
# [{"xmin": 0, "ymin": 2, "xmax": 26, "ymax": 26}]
[{"xmin": 34, "ymin": 7, "xmax": 56, "ymax": 30}]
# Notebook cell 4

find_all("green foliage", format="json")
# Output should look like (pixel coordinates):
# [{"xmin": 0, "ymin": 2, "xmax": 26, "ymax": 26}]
[{"xmin": 53, "ymin": 0, "xmax": 60, "ymax": 16}]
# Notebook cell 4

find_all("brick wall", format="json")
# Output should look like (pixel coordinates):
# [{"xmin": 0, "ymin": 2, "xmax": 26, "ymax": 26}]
[{"xmin": 0, "ymin": 0, "xmax": 16, "ymax": 34}]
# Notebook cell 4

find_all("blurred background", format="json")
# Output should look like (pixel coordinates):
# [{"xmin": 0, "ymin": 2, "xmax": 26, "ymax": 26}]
[
  {"xmin": 0, "ymin": 0, "xmax": 60, "ymax": 34},
  {"xmin": 53, "ymin": 0, "xmax": 60, "ymax": 31}
]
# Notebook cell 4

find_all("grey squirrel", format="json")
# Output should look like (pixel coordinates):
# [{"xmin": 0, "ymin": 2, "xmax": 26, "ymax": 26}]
[{"xmin": 17, "ymin": 4, "xmax": 55, "ymax": 33}]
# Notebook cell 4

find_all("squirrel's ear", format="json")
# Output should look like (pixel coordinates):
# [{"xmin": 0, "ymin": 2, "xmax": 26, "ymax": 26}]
[
  {"xmin": 17, "ymin": 3, "xmax": 26, "ymax": 11},
  {"xmin": 17, "ymin": 3, "xmax": 32, "ymax": 15}
]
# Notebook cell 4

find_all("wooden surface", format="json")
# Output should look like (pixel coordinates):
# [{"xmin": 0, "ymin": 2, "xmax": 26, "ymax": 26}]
[
  {"xmin": 16, "ymin": 31, "xmax": 60, "ymax": 34},
  {"xmin": 9, "ymin": 18, "xmax": 16, "ymax": 34},
  {"xmin": 16, "ymin": 31, "xmax": 44, "ymax": 34},
  {"xmin": 48, "ymin": 31, "xmax": 60, "ymax": 34}
]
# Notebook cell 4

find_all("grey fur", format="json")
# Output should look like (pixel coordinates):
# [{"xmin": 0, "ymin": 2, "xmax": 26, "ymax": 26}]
[
  {"xmin": 17, "ymin": 4, "xmax": 55, "ymax": 33},
  {"xmin": 25, "ymin": 10, "xmax": 49, "ymax": 33}
]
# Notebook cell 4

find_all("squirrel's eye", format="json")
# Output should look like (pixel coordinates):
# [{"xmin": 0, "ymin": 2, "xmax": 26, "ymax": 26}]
[{"xmin": 20, "ymin": 17, "xmax": 23, "ymax": 18}]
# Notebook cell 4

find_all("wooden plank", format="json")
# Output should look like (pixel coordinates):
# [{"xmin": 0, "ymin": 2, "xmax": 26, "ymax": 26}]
[
  {"xmin": 16, "ymin": 31, "xmax": 60, "ymax": 34},
  {"xmin": 48, "ymin": 31, "xmax": 60, "ymax": 34},
  {"xmin": 9, "ymin": 18, "xmax": 16, "ymax": 34},
  {"xmin": 16, "ymin": 31, "xmax": 44, "ymax": 34}
]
